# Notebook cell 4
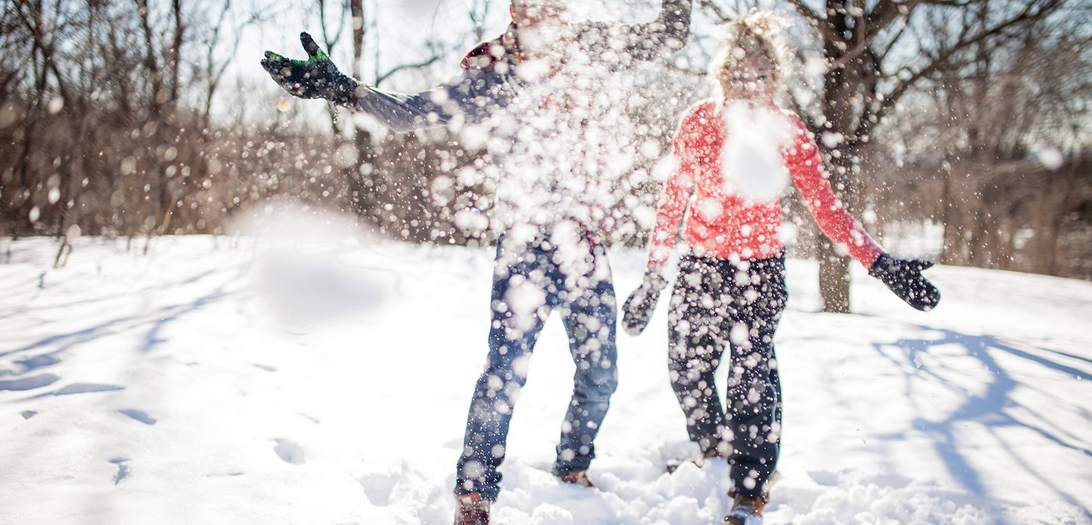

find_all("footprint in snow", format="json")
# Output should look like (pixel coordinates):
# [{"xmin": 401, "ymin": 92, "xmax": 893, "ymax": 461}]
[
  {"xmin": 110, "ymin": 457, "xmax": 130, "ymax": 485},
  {"xmin": 54, "ymin": 383, "xmax": 124, "ymax": 395},
  {"xmin": 15, "ymin": 354, "xmax": 62, "ymax": 371},
  {"xmin": 358, "ymin": 469, "xmax": 401, "ymax": 506},
  {"xmin": 119, "ymin": 409, "xmax": 156, "ymax": 425},
  {"xmin": 273, "ymin": 439, "xmax": 305, "ymax": 465},
  {"xmin": 0, "ymin": 374, "xmax": 60, "ymax": 391}
]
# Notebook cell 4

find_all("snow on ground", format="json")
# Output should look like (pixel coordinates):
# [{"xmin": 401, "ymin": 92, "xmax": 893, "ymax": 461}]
[{"xmin": 1, "ymin": 220, "xmax": 1090, "ymax": 524}]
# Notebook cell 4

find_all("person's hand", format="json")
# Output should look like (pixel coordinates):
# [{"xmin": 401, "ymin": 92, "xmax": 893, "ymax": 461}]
[
  {"xmin": 621, "ymin": 271, "xmax": 668, "ymax": 336},
  {"xmin": 261, "ymin": 32, "xmax": 358, "ymax": 106},
  {"xmin": 868, "ymin": 254, "xmax": 941, "ymax": 311}
]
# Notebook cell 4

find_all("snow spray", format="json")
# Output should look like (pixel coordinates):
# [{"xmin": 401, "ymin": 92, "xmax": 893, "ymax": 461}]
[{"xmin": 720, "ymin": 101, "xmax": 792, "ymax": 203}]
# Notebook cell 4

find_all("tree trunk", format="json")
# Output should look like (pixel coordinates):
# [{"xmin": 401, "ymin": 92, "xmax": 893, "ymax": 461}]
[
  {"xmin": 817, "ymin": 236, "xmax": 852, "ymax": 312},
  {"xmin": 349, "ymin": 0, "xmax": 377, "ymax": 220},
  {"xmin": 816, "ymin": 0, "xmax": 868, "ymax": 313}
]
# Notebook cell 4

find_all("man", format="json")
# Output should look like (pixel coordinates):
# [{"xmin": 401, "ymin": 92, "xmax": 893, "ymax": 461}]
[{"xmin": 261, "ymin": 1, "xmax": 691, "ymax": 523}]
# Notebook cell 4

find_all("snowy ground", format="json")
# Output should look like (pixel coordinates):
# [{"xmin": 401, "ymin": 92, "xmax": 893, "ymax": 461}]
[{"xmin": 2, "ymin": 219, "xmax": 1090, "ymax": 524}]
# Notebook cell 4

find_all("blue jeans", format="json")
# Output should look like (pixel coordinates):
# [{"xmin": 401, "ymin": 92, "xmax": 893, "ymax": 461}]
[{"xmin": 455, "ymin": 231, "xmax": 619, "ymax": 501}]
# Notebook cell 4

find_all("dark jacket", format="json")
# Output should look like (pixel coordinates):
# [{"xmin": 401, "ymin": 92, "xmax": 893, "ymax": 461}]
[{"xmin": 346, "ymin": 0, "xmax": 692, "ymax": 132}]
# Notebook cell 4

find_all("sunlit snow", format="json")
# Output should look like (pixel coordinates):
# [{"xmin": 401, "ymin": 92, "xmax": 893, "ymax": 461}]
[{"xmin": 1, "ymin": 220, "xmax": 1090, "ymax": 524}]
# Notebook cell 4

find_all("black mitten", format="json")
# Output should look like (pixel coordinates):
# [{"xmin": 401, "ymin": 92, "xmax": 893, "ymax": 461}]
[
  {"xmin": 261, "ymin": 32, "xmax": 358, "ymax": 106},
  {"xmin": 868, "ymin": 253, "xmax": 941, "ymax": 311},
  {"xmin": 622, "ymin": 271, "xmax": 668, "ymax": 336}
]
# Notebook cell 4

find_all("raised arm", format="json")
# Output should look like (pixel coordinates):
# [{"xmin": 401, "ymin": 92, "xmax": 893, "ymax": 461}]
[
  {"xmin": 262, "ymin": 32, "xmax": 505, "ymax": 133},
  {"xmin": 348, "ymin": 78, "xmax": 501, "ymax": 133},
  {"xmin": 782, "ymin": 113, "xmax": 941, "ymax": 311},
  {"xmin": 781, "ymin": 115, "xmax": 884, "ymax": 269},
  {"xmin": 623, "ymin": 0, "xmax": 693, "ymax": 60}
]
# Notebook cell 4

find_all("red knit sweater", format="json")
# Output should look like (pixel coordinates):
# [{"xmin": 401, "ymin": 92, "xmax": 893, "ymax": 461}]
[{"xmin": 647, "ymin": 100, "xmax": 884, "ymax": 270}]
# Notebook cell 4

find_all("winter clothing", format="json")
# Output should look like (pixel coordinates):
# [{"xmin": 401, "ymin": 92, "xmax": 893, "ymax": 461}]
[
  {"xmin": 260, "ymin": 1, "xmax": 693, "ymax": 506},
  {"xmin": 452, "ymin": 1, "xmax": 692, "ymax": 501},
  {"xmin": 454, "ymin": 493, "xmax": 490, "ymax": 525},
  {"xmin": 451, "ymin": 2, "xmax": 691, "ymax": 502},
  {"xmin": 646, "ymin": 100, "xmax": 884, "ymax": 271},
  {"xmin": 869, "ymin": 254, "xmax": 941, "ymax": 311},
  {"xmin": 667, "ymin": 253, "xmax": 785, "ymax": 501},
  {"xmin": 262, "ymin": 33, "xmax": 357, "ymax": 105},
  {"xmin": 455, "ymin": 231, "xmax": 618, "ymax": 501},
  {"xmin": 621, "ymin": 270, "xmax": 668, "ymax": 336},
  {"xmin": 263, "ymin": 1, "xmax": 691, "ymax": 134},
  {"xmin": 555, "ymin": 469, "xmax": 596, "ymax": 488},
  {"xmin": 725, "ymin": 493, "xmax": 768, "ymax": 525},
  {"xmin": 630, "ymin": 98, "xmax": 938, "ymax": 503}
]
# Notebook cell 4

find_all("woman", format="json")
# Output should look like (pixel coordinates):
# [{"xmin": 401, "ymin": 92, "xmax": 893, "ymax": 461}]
[{"xmin": 621, "ymin": 12, "xmax": 940, "ymax": 525}]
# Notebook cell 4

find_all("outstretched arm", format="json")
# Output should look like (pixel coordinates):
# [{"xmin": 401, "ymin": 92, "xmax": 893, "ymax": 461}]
[
  {"xmin": 348, "ymin": 82, "xmax": 495, "ymax": 133},
  {"xmin": 782, "ymin": 116, "xmax": 884, "ymax": 268},
  {"xmin": 262, "ymin": 33, "xmax": 502, "ymax": 133},
  {"xmin": 621, "ymin": 108, "xmax": 701, "ymax": 336},
  {"xmin": 623, "ymin": 0, "xmax": 693, "ymax": 60},
  {"xmin": 783, "ymin": 114, "xmax": 940, "ymax": 311}
]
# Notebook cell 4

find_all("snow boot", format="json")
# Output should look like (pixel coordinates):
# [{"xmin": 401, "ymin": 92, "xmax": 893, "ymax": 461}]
[
  {"xmin": 724, "ymin": 493, "xmax": 766, "ymax": 525},
  {"xmin": 454, "ymin": 493, "xmax": 490, "ymax": 525},
  {"xmin": 666, "ymin": 448, "xmax": 722, "ymax": 473},
  {"xmin": 555, "ymin": 469, "xmax": 595, "ymax": 488}
]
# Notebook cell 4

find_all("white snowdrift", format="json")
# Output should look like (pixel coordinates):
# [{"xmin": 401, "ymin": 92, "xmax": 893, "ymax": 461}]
[{"xmin": 1, "ymin": 233, "xmax": 1090, "ymax": 525}]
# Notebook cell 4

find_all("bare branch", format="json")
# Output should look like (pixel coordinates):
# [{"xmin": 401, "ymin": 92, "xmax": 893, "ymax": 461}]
[
  {"xmin": 866, "ymin": 0, "xmax": 925, "ymax": 36},
  {"xmin": 351, "ymin": 0, "xmax": 364, "ymax": 79},
  {"xmin": 919, "ymin": 0, "xmax": 976, "ymax": 6},
  {"xmin": 830, "ymin": 0, "xmax": 924, "ymax": 70},
  {"xmin": 787, "ymin": 0, "xmax": 824, "ymax": 26},
  {"xmin": 875, "ymin": 0, "xmax": 1065, "ymax": 130},
  {"xmin": 877, "ymin": 19, "xmax": 910, "ymax": 63},
  {"xmin": 375, "ymin": 55, "xmax": 441, "ymax": 86},
  {"xmin": 699, "ymin": 0, "xmax": 733, "ymax": 23},
  {"xmin": 317, "ymin": 0, "xmax": 345, "ymax": 52}
]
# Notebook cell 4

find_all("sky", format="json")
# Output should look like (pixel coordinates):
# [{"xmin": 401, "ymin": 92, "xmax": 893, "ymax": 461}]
[{"xmin": 1, "ymin": 212, "xmax": 1090, "ymax": 524}]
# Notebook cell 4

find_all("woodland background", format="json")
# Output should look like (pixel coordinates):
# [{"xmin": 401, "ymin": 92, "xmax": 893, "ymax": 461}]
[{"xmin": 2, "ymin": 0, "xmax": 1090, "ymax": 311}]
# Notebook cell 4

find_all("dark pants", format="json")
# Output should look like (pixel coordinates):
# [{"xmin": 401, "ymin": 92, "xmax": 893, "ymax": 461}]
[
  {"xmin": 667, "ymin": 253, "xmax": 787, "ymax": 501},
  {"xmin": 455, "ymin": 231, "xmax": 619, "ymax": 501}
]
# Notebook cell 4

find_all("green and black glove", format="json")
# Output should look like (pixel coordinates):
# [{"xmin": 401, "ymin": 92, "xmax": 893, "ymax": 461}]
[
  {"xmin": 868, "ymin": 254, "xmax": 941, "ymax": 311},
  {"xmin": 621, "ymin": 270, "xmax": 668, "ymax": 336},
  {"xmin": 261, "ymin": 32, "xmax": 358, "ymax": 106}
]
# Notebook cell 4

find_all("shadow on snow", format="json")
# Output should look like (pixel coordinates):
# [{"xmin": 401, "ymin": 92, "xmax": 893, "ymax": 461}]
[{"xmin": 871, "ymin": 327, "xmax": 1092, "ymax": 520}]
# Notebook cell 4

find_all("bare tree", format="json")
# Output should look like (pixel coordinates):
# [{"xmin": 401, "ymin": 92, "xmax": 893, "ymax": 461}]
[
  {"xmin": 898, "ymin": 2, "xmax": 1092, "ymax": 276},
  {"xmin": 780, "ymin": 0, "xmax": 1067, "ymax": 311},
  {"xmin": 3, "ymin": 0, "xmax": 1087, "ymax": 285},
  {"xmin": 1, "ymin": 1, "xmax": 268, "ymax": 246}
]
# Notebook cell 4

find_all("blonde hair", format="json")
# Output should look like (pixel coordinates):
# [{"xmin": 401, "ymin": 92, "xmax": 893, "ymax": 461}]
[{"xmin": 708, "ymin": 11, "xmax": 792, "ymax": 97}]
